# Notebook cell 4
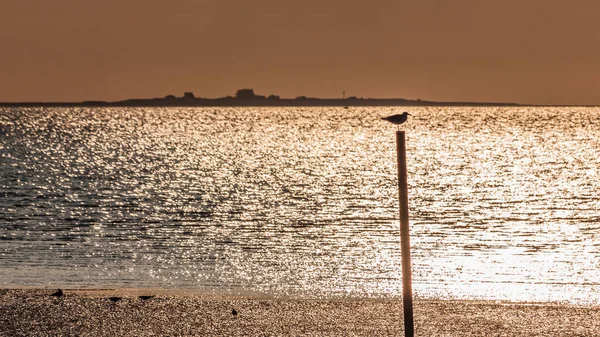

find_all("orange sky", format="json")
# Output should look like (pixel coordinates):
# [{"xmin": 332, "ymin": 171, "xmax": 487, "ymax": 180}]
[{"xmin": 1, "ymin": 0, "xmax": 599, "ymax": 104}]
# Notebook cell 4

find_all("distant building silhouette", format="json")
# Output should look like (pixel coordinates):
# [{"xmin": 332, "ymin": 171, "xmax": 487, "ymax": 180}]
[
  {"xmin": 234, "ymin": 89, "xmax": 267, "ymax": 100},
  {"xmin": 236, "ymin": 89, "xmax": 256, "ymax": 99},
  {"xmin": 183, "ymin": 92, "xmax": 195, "ymax": 99}
]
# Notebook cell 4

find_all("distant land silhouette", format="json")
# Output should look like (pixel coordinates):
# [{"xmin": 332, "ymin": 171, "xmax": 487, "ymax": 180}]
[{"xmin": 0, "ymin": 89, "xmax": 520, "ymax": 107}]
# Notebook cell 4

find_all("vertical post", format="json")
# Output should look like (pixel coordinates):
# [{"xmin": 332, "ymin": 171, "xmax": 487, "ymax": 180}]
[{"xmin": 396, "ymin": 130, "xmax": 414, "ymax": 337}]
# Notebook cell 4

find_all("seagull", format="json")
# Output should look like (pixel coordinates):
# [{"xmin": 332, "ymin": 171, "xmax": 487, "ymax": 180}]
[
  {"xmin": 50, "ymin": 289, "xmax": 64, "ymax": 297},
  {"xmin": 231, "ymin": 308, "xmax": 238, "ymax": 316},
  {"xmin": 382, "ymin": 112, "xmax": 412, "ymax": 130}
]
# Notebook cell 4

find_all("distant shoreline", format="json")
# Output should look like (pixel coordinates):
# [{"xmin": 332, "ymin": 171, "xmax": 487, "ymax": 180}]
[
  {"xmin": 4, "ymin": 89, "xmax": 598, "ymax": 107},
  {"xmin": 0, "ymin": 88, "xmax": 524, "ymax": 107},
  {"xmin": 3, "ymin": 99, "xmax": 599, "ymax": 107},
  {"xmin": 0, "ymin": 97, "xmax": 521, "ymax": 107}
]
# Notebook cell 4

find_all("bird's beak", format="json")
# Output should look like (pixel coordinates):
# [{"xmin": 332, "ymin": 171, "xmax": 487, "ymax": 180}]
[{"xmin": 407, "ymin": 113, "xmax": 413, "ymax": 116}]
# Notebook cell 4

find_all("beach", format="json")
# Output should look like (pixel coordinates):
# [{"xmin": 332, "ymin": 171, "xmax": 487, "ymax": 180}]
[{"xmin": 1, "ymin": 289, "xmax": 599, "ymax": 336}]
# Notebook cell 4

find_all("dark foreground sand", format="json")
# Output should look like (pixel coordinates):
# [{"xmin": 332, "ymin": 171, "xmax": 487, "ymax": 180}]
[{"xmin": 1, "ymin": 289, "xmax": 599, "ymax": 336}]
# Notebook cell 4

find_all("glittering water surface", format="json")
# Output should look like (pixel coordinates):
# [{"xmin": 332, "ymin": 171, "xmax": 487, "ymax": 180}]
[{"xmin": 1, "ymin": 106, "xmax": 599, "ymax": 303}]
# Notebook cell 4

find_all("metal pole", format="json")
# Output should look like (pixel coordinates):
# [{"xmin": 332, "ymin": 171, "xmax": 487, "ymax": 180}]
[{"xmin": 396, "ymin": 130, "xmax": 414, "ymax": 337}]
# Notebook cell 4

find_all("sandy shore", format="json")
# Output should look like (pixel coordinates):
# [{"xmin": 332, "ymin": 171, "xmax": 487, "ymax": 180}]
[{"xmin": 1, "ymin": 288, "xmax": 600, "ymax": 336}]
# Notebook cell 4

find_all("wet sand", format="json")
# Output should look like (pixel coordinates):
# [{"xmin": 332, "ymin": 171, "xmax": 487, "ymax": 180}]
[{"xmin": 1, "ymin": 288, "xmax": 599, "ymax": 336}]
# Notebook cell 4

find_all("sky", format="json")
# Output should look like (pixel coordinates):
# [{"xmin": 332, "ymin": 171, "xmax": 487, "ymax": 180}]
[{"xmin": 1, "ymin": 0, "xmax": 599, "ymax": 105}]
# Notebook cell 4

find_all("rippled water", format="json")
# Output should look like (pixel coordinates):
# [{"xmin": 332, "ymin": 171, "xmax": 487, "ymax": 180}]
[{"xmin": 1, "ymin": 106, "xmax": 599, "ymax": 303}]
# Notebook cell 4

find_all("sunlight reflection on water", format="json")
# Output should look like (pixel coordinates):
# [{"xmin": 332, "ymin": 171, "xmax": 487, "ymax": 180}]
[{"xmin": 1, "ymin": 106, "xmax": 599, "ymax": 303}]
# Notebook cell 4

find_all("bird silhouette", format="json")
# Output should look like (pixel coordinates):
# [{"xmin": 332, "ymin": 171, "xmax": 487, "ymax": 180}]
[
  {"xmin": 139, "ymin": 295, "xmax": 155, "ymax": 301},
  {"xmin": 382, "ymin": 112, "xmax": 412, "ymax": 130},
  {"xmin": 50, "ymin": 289, "xmax": 64, "ymax": 297},
  {"xmin": 232, "ymin": 308, "xmax": 238, "ymax": 316},
  {"xmin": 108, "ymin": 297, "xmax": 122, "ymax": 303}
]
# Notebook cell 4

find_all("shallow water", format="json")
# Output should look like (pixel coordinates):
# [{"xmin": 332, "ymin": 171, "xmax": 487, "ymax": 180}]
[{"xmin": 1, "ymin": 106, "xmax": 599, "ymax": 303}]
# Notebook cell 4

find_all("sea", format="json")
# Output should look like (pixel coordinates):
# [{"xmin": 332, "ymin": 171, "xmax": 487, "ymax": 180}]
[{"xmin": 1, "ymin": 106, "xmax": 599, "ymax": 304}]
